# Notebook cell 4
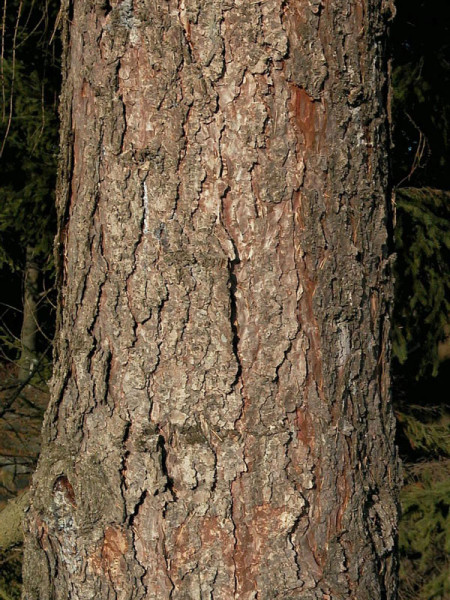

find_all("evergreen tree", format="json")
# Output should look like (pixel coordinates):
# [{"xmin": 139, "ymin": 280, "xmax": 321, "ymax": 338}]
[
  {"xmin": 0, "ymin": 4, "xmax": 59, "ymax": 593},
  {"xmin": 0, "ymin": 0, "xmax": 59, "ymax": 371},
  {"xmin": 391, "ymin": 2, "xmax": 450, "ymax": 598}
]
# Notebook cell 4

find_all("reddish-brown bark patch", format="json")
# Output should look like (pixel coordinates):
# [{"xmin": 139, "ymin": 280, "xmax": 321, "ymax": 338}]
[
  {"xmin": 290, "ymin": 85, "xmax": 317, "ymax": 150},
  {"xmin": 53, "ymin": 475, "xmax": 77, "ymax": 508}
]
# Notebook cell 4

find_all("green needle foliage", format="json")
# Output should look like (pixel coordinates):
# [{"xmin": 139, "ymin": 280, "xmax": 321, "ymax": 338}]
[
  {"xmin": 397, "ymin": 408, "xmax": 450, "ymax": 458},
  {"xmin": 399, "ymin": 458, "xmax": 450, "ymax": 600},
  {"xmin": 0, "ymin": 57, "xmax": 57, "ymax": 269},
  {"xmin": 391, "ymin": 3, "xmax": 449, "ymax": 599},
  {"xmin": 392, "ymin": 187, "xmax": 450, "ymax": 378},
  {"xmin": 0, "ymin": 5, "xmax": 59, "ymax": 598},
  {"xmin": 0, "ymin": 0, "xmax": 59, "ymax": 361},
  {"xmin": 0, "ymin": 548, "xmax": 21, "ymax": 600},
  {"xmin": 396, "ymin": 402, "xmax": 449, "ymax": 600},
  {"xmin": 0, "ymin": 0, "xmax": 59, "ymax": 271}
]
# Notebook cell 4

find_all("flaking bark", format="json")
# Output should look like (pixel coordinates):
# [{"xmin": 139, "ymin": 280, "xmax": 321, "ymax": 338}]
[{"xmin": 23, "ymin": 1, "xmax": 400, "ymax": 598}]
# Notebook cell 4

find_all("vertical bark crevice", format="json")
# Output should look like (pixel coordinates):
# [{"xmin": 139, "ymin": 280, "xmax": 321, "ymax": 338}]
[
  {"xmin": 23, "ymin": 1, "xmax": 400, "ymax": 598},
  {"xmin": 157, "ymin": 431, "xmax": 177, "ymax": 502},
  {"xmin": 227, "ymin": 251, "xmax": 242, "ymax": 391}
]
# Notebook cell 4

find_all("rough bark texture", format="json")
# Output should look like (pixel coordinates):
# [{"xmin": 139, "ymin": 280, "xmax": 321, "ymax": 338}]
[{"xmin": 23, "ymin": 0, "xmax": 400, "ymax": 598}]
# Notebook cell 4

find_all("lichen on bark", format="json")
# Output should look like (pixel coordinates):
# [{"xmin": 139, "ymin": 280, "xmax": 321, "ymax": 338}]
[{"xmin": 23, "ymin": 1, "xmax": 400, "ymax": 599}]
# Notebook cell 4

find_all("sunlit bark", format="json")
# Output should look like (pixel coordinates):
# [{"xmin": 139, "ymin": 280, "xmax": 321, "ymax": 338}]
[{"xmin": 23, "ymin": 1, "xmax": 400, "ymax": 598}]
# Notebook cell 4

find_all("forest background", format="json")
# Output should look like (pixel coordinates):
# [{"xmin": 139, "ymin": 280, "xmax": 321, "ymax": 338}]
[{"xmin": 0, "ymin": 0, "xmax": 448, "ymax": 598}]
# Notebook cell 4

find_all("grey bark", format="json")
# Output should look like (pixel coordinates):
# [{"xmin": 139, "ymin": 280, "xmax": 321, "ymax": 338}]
[
  {"xmin": 19, "ymin": 246, "xmax": 39, "ymax": 381},
  {"xmin": 23, "ymin": 0, "xmax": 400, "ymax": 598}
]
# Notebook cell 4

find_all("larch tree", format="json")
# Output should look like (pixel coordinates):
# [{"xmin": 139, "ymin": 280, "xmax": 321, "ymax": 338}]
[{"xmin": 23, "ymin": 0, "xmax": 400, "ymax": 599}]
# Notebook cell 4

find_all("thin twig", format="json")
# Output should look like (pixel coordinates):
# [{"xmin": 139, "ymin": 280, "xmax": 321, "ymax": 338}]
[
  {"xmin": 0, "ymin": 301, "xmax": 22, "ymax": 313},
  {"xmin": 0, "ymin": 0, "xmax": 23, "ymax": 157},
  {"xmin": 396, "ymin": 112, "xmax": 429, "ymax": 188},
  {"xmin": 0, "ymin": 0, "xmax": 7, "ymax": 120},
  {"xmin": 0, "ymin": 346, "xmax": 50, "ymax": 418}
]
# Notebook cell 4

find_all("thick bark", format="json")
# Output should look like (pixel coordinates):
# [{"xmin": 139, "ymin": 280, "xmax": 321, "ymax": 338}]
[
  {"xmin": 23, "ymin": 1, "xmax": 400, "ymax": 598},
  {"xmin": 19, "ymin": 246, "xmax": 39, "ymax": 381}
]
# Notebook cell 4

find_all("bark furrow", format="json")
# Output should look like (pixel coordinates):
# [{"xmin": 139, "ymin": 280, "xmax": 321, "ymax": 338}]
[{"xmin": 23, "ymin": 1, "xmax": 400, "ymax": 599}]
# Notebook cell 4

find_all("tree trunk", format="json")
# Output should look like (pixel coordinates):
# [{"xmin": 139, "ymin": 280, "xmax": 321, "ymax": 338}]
[
  {"xmin": 23, "ymin": 1, "xmax": 400, "ymax": 598},
  {"xmin": 19, "ymin": 246, "xmax": 39, "ymax": 381}
]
